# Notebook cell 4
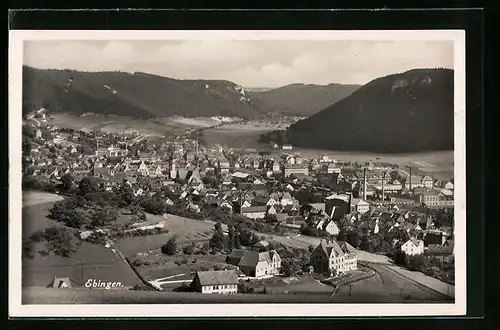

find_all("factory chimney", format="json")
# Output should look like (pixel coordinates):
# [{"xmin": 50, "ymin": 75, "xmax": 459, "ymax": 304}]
[
  {"xmin": 381, "ymin": 171, "xmax": 386, "ymax": 202},
  {"xmin": 363, "ymin": 168, "xmax": 367, "ymax": 200}
]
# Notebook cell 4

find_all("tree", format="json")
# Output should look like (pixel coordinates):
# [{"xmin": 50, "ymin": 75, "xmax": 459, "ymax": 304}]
[
  {"xmin": 43, "ymin": 226, "xmax": 79, "ymax": 257},
  {"xmin": 141, "ymin": 197, "xmax": 166, "ymax": 215},
  {"xmin": 337, "ymin": 228, "xmax": 347, "ymax": 242},
  {"xmin": 49, "ymin": 199, "xmax": 90, "ymax": 228},
  {"xmin": 116, "ymin": 182, "xmax": 135, "ymax": 207},
  {"xmin": 227, "ymin": 225, "xmax": 236, "ymax": 251},
  {"xmin": 359, "ymin": 235, "xmax": 371, "ymax": 251},
  {"xmin": 59, "ymin": 173, "xmax": 74, "ymax": 193},
  {"xmin": 392, "ymin": 249, "xmax": 407, "ymax": 265},
  {"xmin": 346, "ymin": 230, "xmax": 362, "ymax": 248},
  {"xmin": 209, "ymin": 223, "xmax": 226, "ymax": 252},
  {"xmin": 408, "ymin": 254, "xmax": 425, "ymax": 270},
  {"xmin": 183, "ymin": 243, "xmax": 195, "ymax": 255},
  {"xmin": 162, "ymin": 237, "xmax": 177, "ymax": 255},
  {"xmin": 78, "ymin": 176, "xmax": 101, "ymax": 196},
  {"xmin": 90, "ymin": 206, "xmax": 118, "ymax": 228}
]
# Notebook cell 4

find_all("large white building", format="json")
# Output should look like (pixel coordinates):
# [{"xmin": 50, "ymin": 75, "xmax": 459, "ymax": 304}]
[
  {"xmin": 191, "ymin": 270, "xmax": 239, "ymax": 294},
  {"xmin": 282, "ymin": 164, "xmax": 309, "ymax": 177},
  {"xmin": 401, "ymin": 238, "xmax": 425, "ymax": 256},
  {"xmin": 310, "ymin": 240, "xmax": 357, "ymax": 276}
]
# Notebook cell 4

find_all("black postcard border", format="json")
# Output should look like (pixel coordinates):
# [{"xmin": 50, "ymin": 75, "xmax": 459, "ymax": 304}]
[{"xmin": 6, "ymin": 7, "xmax": 487, "ymax": 325}]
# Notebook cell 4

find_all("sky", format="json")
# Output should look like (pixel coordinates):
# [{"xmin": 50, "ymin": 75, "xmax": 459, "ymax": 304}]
[{"xmin": 24, "ymin": 40, "xmax": 454, "ymax": 88}]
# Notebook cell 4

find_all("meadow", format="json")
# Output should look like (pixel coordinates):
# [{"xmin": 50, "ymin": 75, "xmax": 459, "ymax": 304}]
[{"xmin": 21, "ymin": 192, "xmax": 142, "ymax": 288}]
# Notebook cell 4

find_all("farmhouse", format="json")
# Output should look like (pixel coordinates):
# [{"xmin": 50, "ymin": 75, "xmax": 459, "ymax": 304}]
[
  {"xmin": 226, "ymin": 249, "xmax": 281, "ymax": 278},
  {"xmin": 310, "ymin": 240, "xmax": 357, "ymax": 276},
  {"xmin": 191, "ymin": 270, "xmax": 239, "ymax": 294}
]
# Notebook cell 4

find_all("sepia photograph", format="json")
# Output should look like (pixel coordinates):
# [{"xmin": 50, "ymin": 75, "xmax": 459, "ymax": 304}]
[{"xmin": 9, "ymin": 30, "xmax": 465, "ymax": 317}]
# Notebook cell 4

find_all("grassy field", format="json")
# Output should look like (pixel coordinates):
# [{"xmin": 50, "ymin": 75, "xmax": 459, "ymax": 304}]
[
  {"xmin": 22, "ymin": 287, "xmax": 339, "ymax": 304},
  {"xmin": 332, "ymin": 264, "xmax": 453, "ymax": 303},
  {"xmin": 21, "ymin": 193, "xmax": 142, "ymax": 288},
  {"xmin": 22, "ymin": 191, "xmax": 64, "ymax": 207},
  {"xmin": 130, "ymin": 253, "xmax": 229, "ymax": 283},
  {"xmin": 116, "ymin": 213, "xmax": 214, "ymax": 257},
  {"xmin": 386, "ymin": 265, "xmax": 455, "ymax": 298}
]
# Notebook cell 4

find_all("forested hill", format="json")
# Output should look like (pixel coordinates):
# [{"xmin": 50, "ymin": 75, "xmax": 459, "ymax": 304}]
[
  {"xmin": 248, "ymin": 83, "xmax": 360, "ymax": 117},
  {"xmin": 22, "ymin": 66, "xmax": 266, "ymax": 119},
  {"xmin": 263, "ymin": 68, "xmax": 454, "ymax": 153}
]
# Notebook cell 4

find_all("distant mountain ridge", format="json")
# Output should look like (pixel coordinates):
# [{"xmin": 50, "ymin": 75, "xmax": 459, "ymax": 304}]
[
  {"xmin": 22, "ymin": 66, "xmax": 265, "ymax": 119},
  {"xmin": 248, "ymin": 83, "xmax": 360, "ymax": 117},
  {"xmin": 271, "ymin": 68, "xmax": 454, "ymax": 153}
]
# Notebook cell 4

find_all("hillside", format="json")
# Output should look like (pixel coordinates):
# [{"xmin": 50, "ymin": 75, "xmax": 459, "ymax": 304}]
[
  {"xmin": 22, "ymin": 66, "xmax": 265, "ymax": 119},
  {"xmin": 280, "ymin": 68, "xmax": 454, "ymax": 153},
  {"xmin": 248, "ymin": 83, "xmax": 360, "ymax": 117}
]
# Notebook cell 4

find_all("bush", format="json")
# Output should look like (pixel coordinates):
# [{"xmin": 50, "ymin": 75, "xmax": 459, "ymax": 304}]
[
  {"xmin": 161, "ymin": 237, "xmax": 177, "ymax": 255},
  {"xmin": 22, "ymin": 240, "xmax": 34, "ymax": 259},
  {"xmin": 174, "ymin": 283, "xmax": 193, "ymax": 292},
  {"xmin": 183, "ymin": 244, "xmax": 195, "ymax": 255},
  {"xmin": 38, "ymin": 250, "xmax": 49, "ymax": 257},
  {"xmin": 30, "ymin": 230, "xmax": 45, "ymax": 243},
  {"xmin": 43, "ymin": 226, "xmax": 79, "ymax": 257},
  {"xmin": 392, "ymin": 250, "xmax": 408, "ymax": 266},
  {"xmin": 181, "ymin": 258, "xmax": 188, "ymax": 265},
  {"xmin": 407, "ymin": 254, "xmax": 425, "ymax": 271},
  {"xmin": 86, "ymin": 231, "xmax": 108, "ymax": 245}
]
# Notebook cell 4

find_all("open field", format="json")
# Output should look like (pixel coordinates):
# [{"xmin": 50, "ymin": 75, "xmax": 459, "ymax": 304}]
[
  {"xmin": 130, "ymin": 253, "xmax": 229, "ymax": 285},
  {"xmin": 202, "ymin": 120, "xmax": 293, "ymax": 149},
  {"xmin": 22, "ymin": 287, "xmax": 340, "ymax": 304},
  {"xmin": 50, "ymin": 113, "xmax": 197, "ymax": 136},
  {"xmin": 22, "ymin": 196, "xmax": 142, "ymax": 288},
  {"xmin": 386, "ymin": 265, "xmax": 455, "ymax": 298},
  {"xmin": 22, "ymin": 191, "xmax": 64, "ymax": 207},
  {"xmin": 115, "ymin": 213, "xmax": 214, "ymax": 257},
  {"xmin": 332, "ymin": 264, "xmax": 452, "ymax": 303}
]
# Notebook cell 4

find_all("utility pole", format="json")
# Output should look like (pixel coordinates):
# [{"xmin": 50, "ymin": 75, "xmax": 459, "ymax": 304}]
[{"xmin": 80, "ymin": 258, "xmax": 84, "ymax": 287}]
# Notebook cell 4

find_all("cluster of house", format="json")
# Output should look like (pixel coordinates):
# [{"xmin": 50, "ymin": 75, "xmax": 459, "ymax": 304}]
[
  {"xmin": 191, "ymin": 239, "xmax": 359, "ymax": 295},
  {"xmin": 25, "ymin": 123, "xmax": 454, "ymax": 250}
]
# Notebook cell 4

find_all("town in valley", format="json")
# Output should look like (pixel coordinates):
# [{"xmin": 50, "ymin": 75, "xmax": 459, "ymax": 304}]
[
  {"xmin": 20, "ymin": 39, "xmax": 456, "ymax": 304},
  {"xmin": 22, "ymin": 110, "xmax": 455, "ymax": 303}
]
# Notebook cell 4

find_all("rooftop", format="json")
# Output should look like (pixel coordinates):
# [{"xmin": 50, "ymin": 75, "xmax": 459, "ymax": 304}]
[{"xmin": 195, "ymin": 270, "xmax": 239, "ymax": 286}]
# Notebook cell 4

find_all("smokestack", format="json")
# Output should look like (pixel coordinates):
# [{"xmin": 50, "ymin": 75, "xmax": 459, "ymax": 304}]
[
  {"xmin": 382, "ymin": 172, "xmax": 385, "ymax": 202},
  {"xmin": 409, "ymin": 166, "xmax": 412, "ymax": 191},
  {"xmin": 363, "ymin": 168, "xmax": 367, "ymax": 200}
]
